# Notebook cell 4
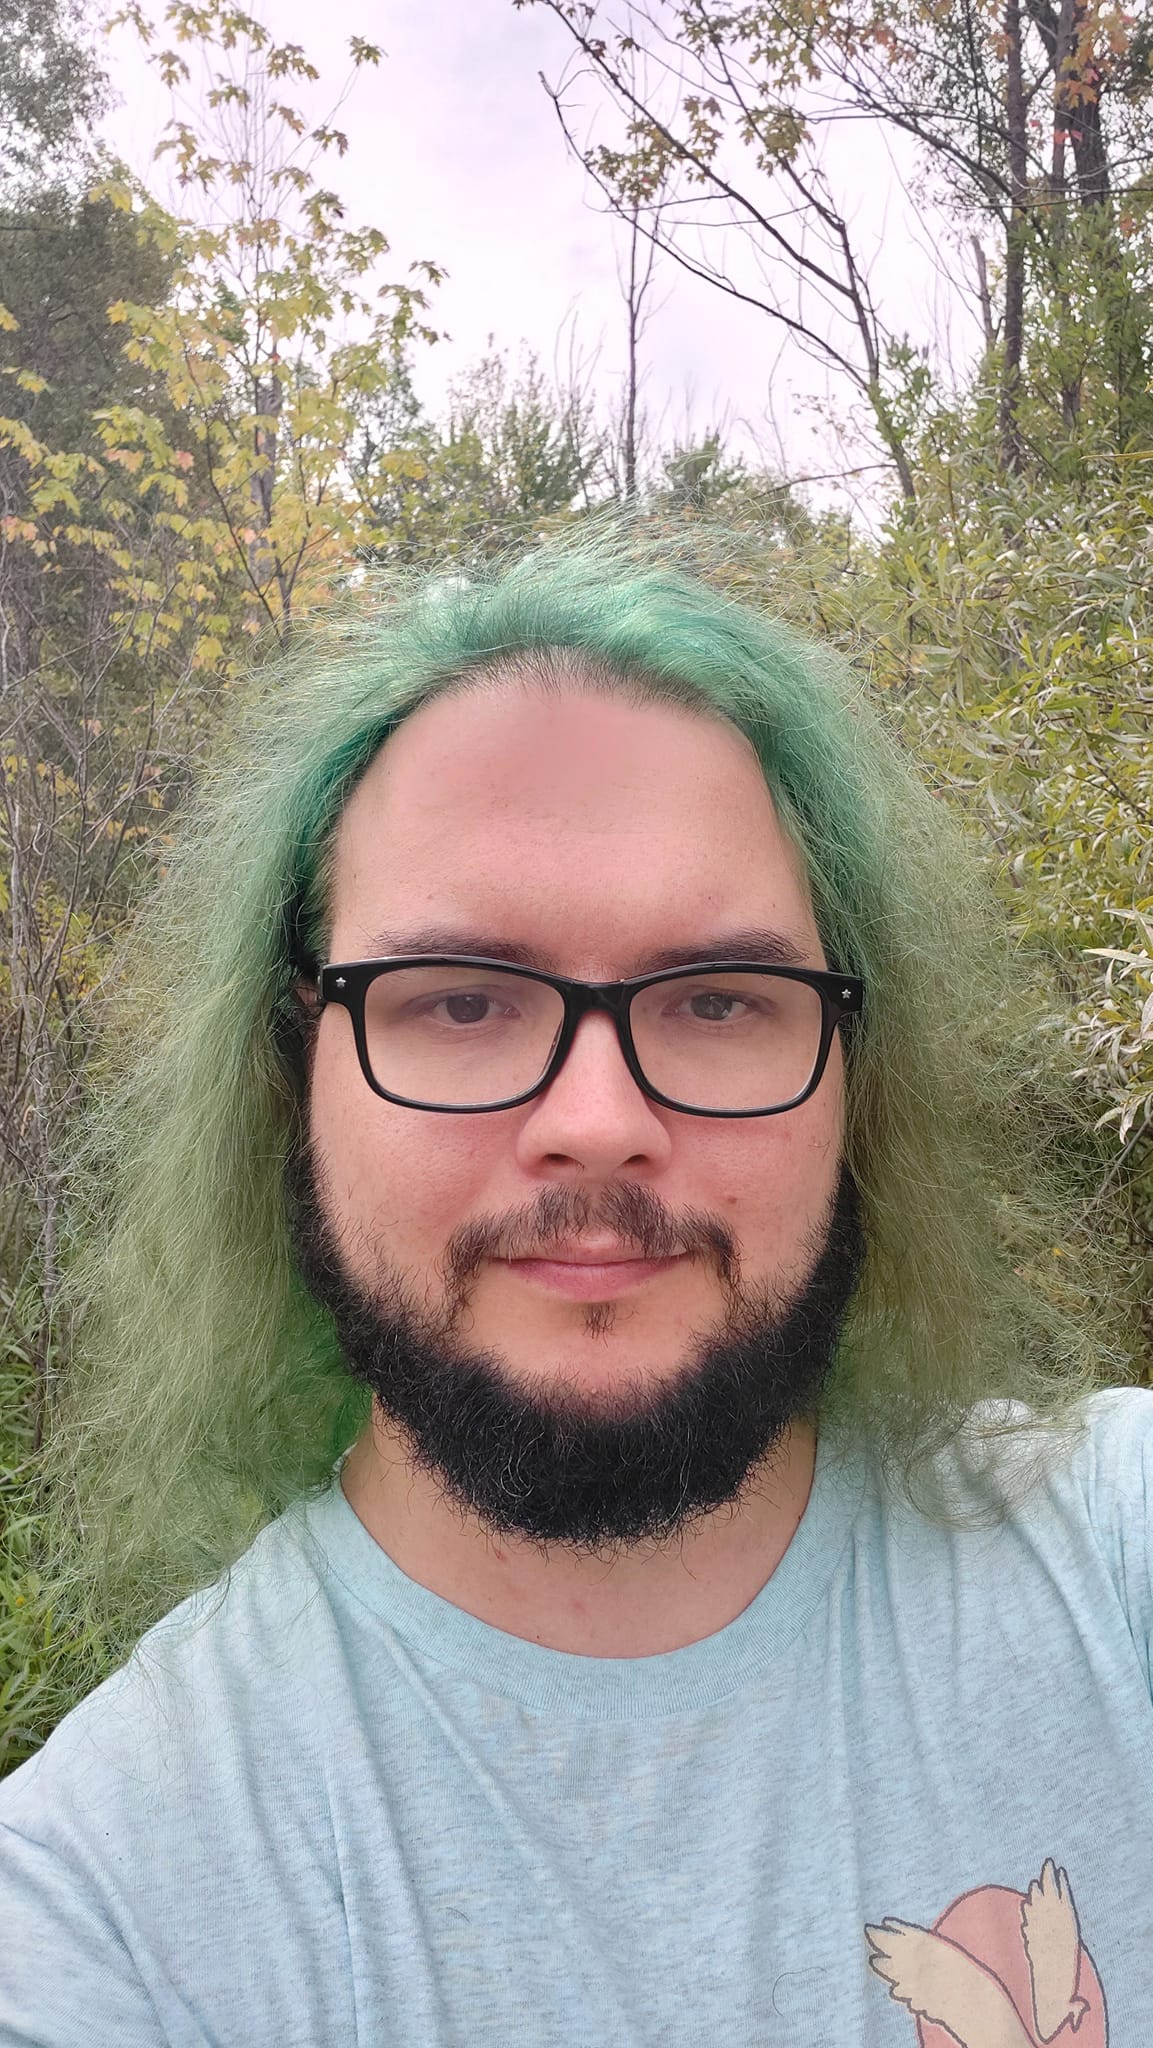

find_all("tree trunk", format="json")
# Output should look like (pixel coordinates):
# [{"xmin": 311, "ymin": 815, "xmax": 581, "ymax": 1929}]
[
  {"xmin": 248, "ymin": 364, "xmax": 282, "ymax": 591},
  {"xmin": 623, "ymin": 205, "xmax": 642, "ymax": 501},
  {"xmin": 1063, "ymin": 0, "xmax": 1109, "ymax": 206},
  {"xmin": 1024, "ymin": 0, "xmax": 1110, "ymax": 206},
  {"xmin": 875, "ymin": 390, "xmax": 918, "ymax": 504},
  {"xmin": 972, "ymin": 236, "xmax": 996, "ymax": 354},
  {"xmin": 999, "ymin": 0, "xmax": 1028, "ymax": 474},
  {"xmin": 1051, "ymin": 0, "xmax": 1082, "ymax": 431}
]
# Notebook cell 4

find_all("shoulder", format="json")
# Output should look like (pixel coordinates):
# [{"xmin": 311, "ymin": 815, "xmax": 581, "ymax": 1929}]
[
  {"xmin": 0, "ymin": 1488, "xmax": 340, "ymax": 1839},
  {"xmin": 917, "ymin": 1387, "xmax": 1153, "ymax": 1638},
  {"xmin": 0, "ymin": 1489, "xmax": 366, "ymax": 2043},
  {"xmin": 862, "ymin": 1387, "xmax": 1153, "ymax": 1601},
  {"xmin": 913, "ymin": 1384, "xmax": 1153, "ymax": 1517},
  {"xmin": 1060, "ymin": 1383, "xmax": 1153, "ymax": 1494},
  {"xmin": 1045, "ymin": 1384, "xmax": 1153, "ymax": 1571},
  {"xmin": 982, "ymin": 1384, "xmax": 1153, "ymax": 1530}
]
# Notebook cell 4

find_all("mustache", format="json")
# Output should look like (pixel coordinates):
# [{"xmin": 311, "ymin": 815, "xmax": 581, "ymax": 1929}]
[{"xmin": 442, "ymin": 1183, "xmax": 740, "ymax": 1296}]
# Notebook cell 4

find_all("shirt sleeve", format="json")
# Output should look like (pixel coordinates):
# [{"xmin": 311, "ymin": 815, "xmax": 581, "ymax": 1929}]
[
  {"xmin": 0, "ymin": 1823, "xmax": 165, "ymax": 2047},
  {"xmin": 1080, "ymin": 1385, "xmax": 1153, "ymax": 1699}
]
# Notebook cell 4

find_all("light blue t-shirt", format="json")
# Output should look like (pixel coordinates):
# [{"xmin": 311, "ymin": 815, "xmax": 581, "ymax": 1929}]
[{"xmin": 2, "ymin": 1389, "xmax": 1152, "ymax": 2047}]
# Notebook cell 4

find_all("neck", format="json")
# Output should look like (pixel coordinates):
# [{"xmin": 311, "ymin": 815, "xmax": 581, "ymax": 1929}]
[{"xmin": 339, "ymin": 1408, "xmax": 818, "ymax": 1657}]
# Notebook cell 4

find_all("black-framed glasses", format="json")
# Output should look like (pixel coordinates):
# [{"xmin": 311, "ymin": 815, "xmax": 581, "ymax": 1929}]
[{"xmin": 315, "ymin": 955, "xmax": 864, "ymax": 1118}]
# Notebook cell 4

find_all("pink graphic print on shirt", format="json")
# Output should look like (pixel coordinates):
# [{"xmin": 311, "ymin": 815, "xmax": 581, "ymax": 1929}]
[{"xmin": 866, "ymin": 1858, "xmax": 1107, "ymax": 2046}]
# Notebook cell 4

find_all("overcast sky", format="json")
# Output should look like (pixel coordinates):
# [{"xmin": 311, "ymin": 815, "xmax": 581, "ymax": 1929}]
[{"xmin": 99, "ymin": 0, "xmax": 985, "ymax": 511}]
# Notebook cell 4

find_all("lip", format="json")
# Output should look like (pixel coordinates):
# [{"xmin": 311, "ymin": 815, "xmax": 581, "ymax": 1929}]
[{"xmin": 501, "ymin": 1247, "xmax": 686, "ymax": 1300}]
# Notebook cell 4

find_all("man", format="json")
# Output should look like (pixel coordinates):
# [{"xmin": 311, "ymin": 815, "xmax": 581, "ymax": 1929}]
[{"xmin": 0, "ymin": 535, "xmax": 1149, "ymax": 2046}]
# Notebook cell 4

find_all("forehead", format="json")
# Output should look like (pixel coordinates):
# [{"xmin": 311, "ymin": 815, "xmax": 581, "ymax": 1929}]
[{"xmin": 327, "ymin": 681, "xmax": 820, "ymax": 968}]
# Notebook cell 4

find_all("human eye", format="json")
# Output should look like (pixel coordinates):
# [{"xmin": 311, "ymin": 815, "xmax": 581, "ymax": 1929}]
[
  {"xmin": 415, "ymin": 984, "xmax": 521, "ymax": 1029},
  {"xmin": 666, "ymin": 981, "xmax": 774, "ymax": 1026}
]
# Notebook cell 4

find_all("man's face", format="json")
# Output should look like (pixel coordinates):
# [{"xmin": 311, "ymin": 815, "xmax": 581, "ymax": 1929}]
[{"xmin": 307, "ymin": 681, "xmax": 849, "ymax": 1421}]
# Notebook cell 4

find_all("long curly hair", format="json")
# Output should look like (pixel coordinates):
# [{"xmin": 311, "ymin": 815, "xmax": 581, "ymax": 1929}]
[{"xmin": 48, "ymin": 524, "xmax": 1132, "ymax": 1660}]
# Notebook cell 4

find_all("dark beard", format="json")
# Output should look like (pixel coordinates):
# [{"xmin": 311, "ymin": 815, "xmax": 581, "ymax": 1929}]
[{"xmin": 287, "ymin": 1152, "xmax": 864, "ymax": 1551}]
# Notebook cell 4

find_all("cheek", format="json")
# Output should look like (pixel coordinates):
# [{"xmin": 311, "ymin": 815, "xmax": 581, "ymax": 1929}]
[
  {"xmin": 707, "ymin": 1085, "xmax": 843, "ymax": 1276},
  {"xmin": 308, "ymin": 1018, "xmax": 504, "ymax": 1266}
]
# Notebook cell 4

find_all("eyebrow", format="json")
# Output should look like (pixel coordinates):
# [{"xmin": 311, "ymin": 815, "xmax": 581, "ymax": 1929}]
[
  {"xmin": 353, "ymin": 925, "xmax": 814, "ymax": 975},
  {"xmin": 635, "ymin": 931, "xmax": 812, "ymax": 972}
]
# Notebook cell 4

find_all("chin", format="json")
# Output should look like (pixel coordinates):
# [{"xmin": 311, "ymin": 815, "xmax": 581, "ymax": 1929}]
[{"xmin": 471, "ymin": 1320, "xmax": 712, "ymax": 1414}]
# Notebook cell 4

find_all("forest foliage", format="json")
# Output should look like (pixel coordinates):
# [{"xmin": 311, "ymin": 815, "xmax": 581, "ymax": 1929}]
[{"xmin": 1, "ymin": 0, "xmax": 1151, "ymax": 1767}]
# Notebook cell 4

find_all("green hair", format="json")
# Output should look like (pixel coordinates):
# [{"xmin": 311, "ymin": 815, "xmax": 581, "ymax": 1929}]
[{"xmin": 48, "ymin": 523, "xmax": 1131, "ymax": 1660}]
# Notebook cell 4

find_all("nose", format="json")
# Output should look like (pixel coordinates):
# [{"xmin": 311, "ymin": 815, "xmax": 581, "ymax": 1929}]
[{"xmin": 514, "ymin": 1010, "xmax": 674, "ymax": 1178}]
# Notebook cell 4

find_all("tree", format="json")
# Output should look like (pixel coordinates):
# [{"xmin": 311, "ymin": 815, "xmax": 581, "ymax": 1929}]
[
  {"xmin": 519, "ymin": 0, "xmax": 1153, "ymax": 493},
  {"xmin": 762, "ymin": 0, "xmax": 1153, "ymax": 464},
  {"xmin": 354, "ymin": 348, "xmax": 606, "ymax": 564},
  {"xmin": 521, "ymin": 0, "xmax": 924, "ymax": 501},
  {"xmin": 0, "ymin": 0, "xmax": 185, "ymax": 1361},
  {"xmin": 101, "ymin": 0, "xmax": 443, "ymax": 640},
  {"xmin": 613, "ymin": 197, "xmax": 660, "ymax": 502},
  {"xmin": 0, "ymin": 0, "xmax": 444, "ymax": 1439},
  {"xmin": 0, "ymin": 0, "xmax": 108, "ymax": 194}
]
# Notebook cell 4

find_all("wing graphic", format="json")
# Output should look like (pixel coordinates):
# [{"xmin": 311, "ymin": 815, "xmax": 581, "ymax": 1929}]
[
  {"xmin": 1020, "ymin": 1859, "xmax": 1090, "ymax": 2040},
  {"xmin": 865, "ymin": 1919, "xmax": 1035, "ymax": 2048}
]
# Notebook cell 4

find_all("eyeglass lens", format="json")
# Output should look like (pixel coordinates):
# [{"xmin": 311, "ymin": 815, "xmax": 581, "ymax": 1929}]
[{"xmin": 360, "ymin": 966, "xmax": 826, "ymax": 1111}]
